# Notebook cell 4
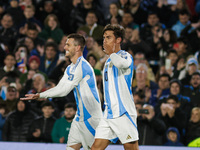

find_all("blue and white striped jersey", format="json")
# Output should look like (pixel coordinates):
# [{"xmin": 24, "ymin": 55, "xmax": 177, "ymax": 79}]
[
  {"xmin": 103, "ymin": 50, "xmax": 137, "ymax": 119},
  {"xmin": 40, "ymin": 56, "xmax": 102, "ymax": 122}
]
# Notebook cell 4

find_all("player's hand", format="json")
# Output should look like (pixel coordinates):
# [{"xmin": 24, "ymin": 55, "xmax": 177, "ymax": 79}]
[
  {"xmin": 103, "ymin": 43, "xmax": 115, "ymax": 55},
  {"xmin": 20, "ymin": 93, "xmax": 40, "ymax": 100}
]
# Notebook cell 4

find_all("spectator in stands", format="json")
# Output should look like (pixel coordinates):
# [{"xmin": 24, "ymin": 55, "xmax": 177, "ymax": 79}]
[
  {"xmin": 174, "ymin": 37, "xmax": 192, "ymax": 59},
  {"xmin": 19, "ymin": 5, "xmax": 42, "ymax": 36},
  {"xmin": 20, "ymin": 55, "xmax": 48, "ymax": 87},
  {"xmin": 182, "ymin": 72, "xmax": 200, "ymax": 107},
  {"xmin": 39, "ymin": 42, "xmax": 58, "ymax": 77},
  {"xmin": 128, "ymin": 0, "xmax": 148, "ymax": 25},
  {"xmin": 158, "ymin": 95, "xmax": 187, "ymax": 134},
  {"xmin": 164, "ymin": 49, "xmax": 179, "ymax": 78},
  {"xmin": 77, "ymin": 11, "xmax": 104, "ymax": 41},
  {"xmin": 82, "ymin": 36, "xmax": 95, "ymax": 59},
  {"xmin": 145, "ymin": 24, "xmax": 163, "ymax": 64},
  {"xmin": 27, "ymin": 101, "xmax": 56, "ymax": 142},
  {"xmin": 156, "ymin": 79, "xmax": 192, "ymax": 117},
  {"xmin": 158, "ymin": 29, "xmax": 177, "ymax": 52},
  {"xmin": 51, "ymin": 103, "xmax": 76, "ymax": 143},
  {"xmin": 148, "ymin": 73, "xmax": 170, "ymax": 106},
  {"xmin": 156, "ymin": 0, "xmax": 189, "ymax": 28},
  {"xmin": 0, "ymin": 85, "xmax": 18, "ymax": 114},
  {"xmin": 58, "ymin": 35, "xmax": 67, "ymax": 54},
  {"xmin": 106, "ymin": 3, "xmax": 121, "ymax": 24},
  {"xmin": 133, "ymin": 90, "xmax": 146, "ymax": 104},
  {"xmin": 69, "ymin": 0, "xmax": 103, "ymax": 33},
  {"xmin": 6, "ymin": 0, "xmax": 24, "ymax": 27},
  {"xmin": 172, "ymin": 9, "xmax": 194, "ymax": 37},
  {"xmin": 117, "ymin": 0, "xmax": 129, "ymax": 16},
  {"xmin": 180, "ymin": 58, "xmax": 199, "ymax": 85},
  {"xmin": 181, "ymin": 26, "xmax": 200, "ymax": 53},
  {"xmin": 28, "ymin": 73, "xmax": 46, "ymax": 95},
  {"xmin": 25, "ymin": 22, "xmax": 45, "ymax": 48},
  {"xmin": 92, "ymin": 39, "xmax": 108, "ymax": 70},
  {"xmin": 164, "ymin": 127, "xmax": 184, "ymax": 146},
  {"xmin": 132, "ymin": 63, "xmax": 158, "ymax": 98},
  {"xmin": 140, "ymin": 12, "xmax": 166, "ymax": 41},
  {"xmin": 133, "ymin": 52, "xmax": 155, "ymax": 81},
  {"xmin": 38, "ymin": 14, "xmax": 64, "ymax": 44},
  {"xmin": 0, "ymin": 54, "xmax": 20, "ymax": 80},
  {"xmin": 24, "ymin": 36, "xmax": 39, "ymax": 56},
  {"xmin": 0, "ymin": 13, "xmax": 18, "ymax": 52},
  {"xmin": 185, "ymin": 107, "xmax": 200, "ymax": 145},
  {"xmin": 14, "ymin": 44, "xmax": 28, "ymax": 74},
  {"xmin": 120, "ymin": 12, "xmax": 139, "ymax": 30},
  {"xmin": 27, "ymin": 73, "xmax": 47, "ymax": 115},
  {"xmin": 2, "ymin": 100, "xmax": 37, "ymax": 142},
  {"xmin": 36, "ymin": 0, "xmax": 60, "ymax": 25},
  {"xmin": 137, "ymin": 104, "xmax": 166, "ymax": 145}
]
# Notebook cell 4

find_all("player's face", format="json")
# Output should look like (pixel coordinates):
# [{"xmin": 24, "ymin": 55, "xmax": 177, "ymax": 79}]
[
  {"xmin": 103, "ymin": 30, "xmax": 116, "ymax": 54},
  {"xmin": 64, "ymin": 38, "xmax": 76, "ymax": 58}
]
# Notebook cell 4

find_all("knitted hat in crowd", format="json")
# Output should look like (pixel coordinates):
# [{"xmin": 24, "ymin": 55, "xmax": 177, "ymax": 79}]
[{"xmin": 28, "ymin": 55, "xmax": 40, "ymax": 65}]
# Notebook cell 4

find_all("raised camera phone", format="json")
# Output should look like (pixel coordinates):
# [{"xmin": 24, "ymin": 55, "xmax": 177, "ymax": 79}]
[
  {"xmin": 20, "ymin": 49, "xmax": 26, "ymax": 59},
  {"xmin": 165, "ymin": 59, "xmax": 171, "ymax": 70},
  {"xmin": 139, "ymin": 109, "xmax": 149, "ymax": 114}
]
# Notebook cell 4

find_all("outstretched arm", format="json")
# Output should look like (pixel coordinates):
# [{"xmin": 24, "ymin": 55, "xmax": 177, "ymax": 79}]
[{"xmin": 21, "ymin": 68, "xmax": 82, "ymax": 100}]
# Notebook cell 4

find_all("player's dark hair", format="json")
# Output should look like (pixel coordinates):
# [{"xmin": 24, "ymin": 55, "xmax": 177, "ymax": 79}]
[
  {"xmin": 103, "ymin": 24, "xmax": 125, "ymax": 43},
  {"xmin": 67, "ymin": 34, "xmax": 86, "ymax": 51}
]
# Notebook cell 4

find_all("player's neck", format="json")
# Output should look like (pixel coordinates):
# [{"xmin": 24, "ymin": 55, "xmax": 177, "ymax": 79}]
[
  {"xmin": 71, "ymin": 52, "xmax": 82, "ymax": 64},
  {"xmin": 114, "ymin": 46, "xmax": 121, "ymax": 53}
]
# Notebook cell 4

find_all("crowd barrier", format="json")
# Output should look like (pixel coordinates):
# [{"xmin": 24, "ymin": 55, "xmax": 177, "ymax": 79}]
[{"xmin": 0, "ymin": 142, "xmax": 199, "ymax": 150}]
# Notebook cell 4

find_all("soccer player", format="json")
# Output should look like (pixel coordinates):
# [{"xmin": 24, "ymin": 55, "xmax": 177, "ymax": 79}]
[
  {"xmin": 91, "ymin": 24, "xmax": 139, "ymax": 150},
  {"xmin": 20, "ymin": 34, "xmax": 102, "ymax": 150}
]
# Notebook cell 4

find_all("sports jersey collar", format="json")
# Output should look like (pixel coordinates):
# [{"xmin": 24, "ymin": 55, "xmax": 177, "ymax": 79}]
[{"xmin": 116, "ymin": 50, "xmax": 123, "ymax": 54}]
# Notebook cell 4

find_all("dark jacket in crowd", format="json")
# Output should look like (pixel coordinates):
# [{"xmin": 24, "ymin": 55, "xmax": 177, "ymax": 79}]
[
  {"xmin": 137, "ymin": 116, "xmax": 166, "ymax": 145},
  {"xmin": 157, "ymin": 108, "xmax": 187, "ymax": 134},
  {"xmin": 185, "ymin": 121, "xmax": 200, "ymax": 145},
  {"xmin": 27, "ymin": 116, "xmax": 56, "ymax": 142},
  {"xmin": 2, "ymin": 101, "xmax": 37, "ymax": 142},
  {"xmin": 0, "ymin": 26, "xmax": 18, "ymax": 51},
  {"xmin": 182, "ymin": 85, "xmax": 200, "ymax": 107}
]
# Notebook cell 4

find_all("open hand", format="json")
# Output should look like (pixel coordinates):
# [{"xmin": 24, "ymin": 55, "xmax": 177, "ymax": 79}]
[{"xmin": 20, "ymin": 93, "xmax": 40, "ymax": 100}]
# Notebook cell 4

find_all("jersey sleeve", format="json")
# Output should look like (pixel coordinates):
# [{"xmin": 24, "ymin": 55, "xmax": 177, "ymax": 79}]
[
  {"xmin": 110, "ymin": 52, "xmax": 132, "ymax": 69},
  {"xmin": 40, "ymin": 67, "xmax": 82, "ymax": 98}
]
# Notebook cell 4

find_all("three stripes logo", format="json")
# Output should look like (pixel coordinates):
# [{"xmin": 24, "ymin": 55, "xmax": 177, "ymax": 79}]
[{"xmin": 126, "ymin": 135, "xmax": 132, "ymax": 140}]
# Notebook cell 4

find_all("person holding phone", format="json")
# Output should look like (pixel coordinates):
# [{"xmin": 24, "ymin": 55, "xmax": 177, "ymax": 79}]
[{"xmin": 137, "ymin": 104, "xmax": 166, "ymax": 145}]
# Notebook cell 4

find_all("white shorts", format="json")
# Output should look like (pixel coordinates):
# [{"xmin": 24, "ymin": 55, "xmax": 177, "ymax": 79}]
[
  {"xmin": 95, "ymin": 113, "xmax": 139, "ymax": 144},
  {"xmin": 67, "ymin": 117, "xmax": 100, "ymax": 150}
]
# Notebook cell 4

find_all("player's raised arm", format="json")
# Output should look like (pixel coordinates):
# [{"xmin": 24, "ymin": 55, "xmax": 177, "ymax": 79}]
[{"xmin": 110, "ymin": 52, "xmax": 132, "ymax": 69}]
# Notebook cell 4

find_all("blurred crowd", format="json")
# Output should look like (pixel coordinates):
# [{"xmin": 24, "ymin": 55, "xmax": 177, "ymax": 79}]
[{"xmin": 0, "ymin": 0, "xmax": 200, "ymax": 147}]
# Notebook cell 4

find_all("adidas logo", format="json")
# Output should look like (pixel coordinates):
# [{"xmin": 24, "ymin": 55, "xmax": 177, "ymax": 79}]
[{"xmin": 126, "ymin": 135, "xmax": 132, "ymax": 140}]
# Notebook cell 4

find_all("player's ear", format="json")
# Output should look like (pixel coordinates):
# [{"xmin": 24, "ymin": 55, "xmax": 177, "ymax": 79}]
[
  {"xmin": 76, "ymin": 45, "xmax": 81, "ymax": 52},
  {"xmin": 116, "ymin": 37, "xmax": 122, "ymax": 44}
]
